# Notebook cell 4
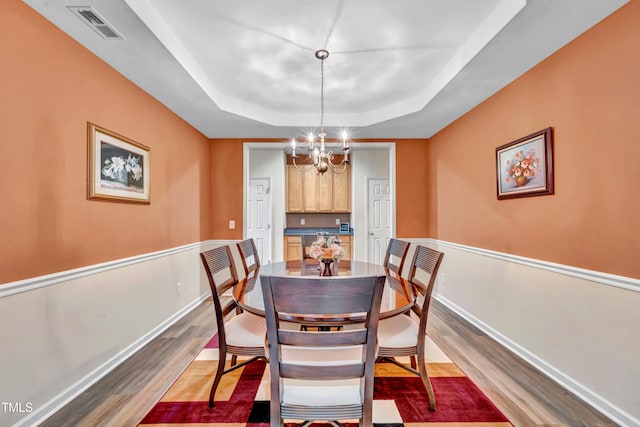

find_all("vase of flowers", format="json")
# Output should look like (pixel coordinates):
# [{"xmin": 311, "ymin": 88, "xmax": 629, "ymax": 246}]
[
  {"xmin": 309, "ymin": 235, "xmax": 345, "ymax": 275},
  {"xmin": 101, "ymin": 153, "xmax": 144, "ymax": 188},
  {"xmin": 309, "ymin": 235, "xmax": 344, "ymax": 261},
  {"xmin": 505, "ymin": 148, "xmax": 540, "ymax": 187}
]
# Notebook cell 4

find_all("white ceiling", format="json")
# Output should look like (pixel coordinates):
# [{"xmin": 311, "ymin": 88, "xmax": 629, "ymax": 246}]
[{"xmin": 24, "ymin": 0, "xmax": 627, "ymax": 139}]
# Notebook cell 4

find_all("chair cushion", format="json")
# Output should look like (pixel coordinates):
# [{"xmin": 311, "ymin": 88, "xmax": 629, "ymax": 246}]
[
  {"xmin": 377, "ymin": 314, "xmax": 418, "ymax": 348},
  {"xmin": 225, "ymin": 313, "xmax": 266, "ymax": 347}
]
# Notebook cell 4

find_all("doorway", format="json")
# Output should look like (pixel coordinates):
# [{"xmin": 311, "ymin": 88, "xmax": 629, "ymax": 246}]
[{"xmin": 243, "ymin": 142, "xmax": 395, "ymax": 264}]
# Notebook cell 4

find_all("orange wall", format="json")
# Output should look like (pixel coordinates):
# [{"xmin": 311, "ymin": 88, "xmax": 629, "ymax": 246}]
[
  {"xmin": 395, "ymin": 140, "xmax": 430, "ymax": 238},
  {"xmin": 427, "ymin": 1, "xmax": 640, "ymax": 278},
  {"xmin": 0, "ymin": 1, "xmax": 211, "ymax": 283},
  {"xmin": 206, "ymin": 139, "xmax": 430, "ymax": 239},
  {"xmin": 208, "ymin": 139, "xmax": 245, "ymax": 240}
]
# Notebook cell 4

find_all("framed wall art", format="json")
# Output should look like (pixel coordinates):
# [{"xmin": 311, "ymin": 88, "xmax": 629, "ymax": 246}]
[
  {"xmin": 496, "ymin": 127, "xmax": 554, "ymax": 200},
  {"xmin": 87, "ymin": 122, "xmax": 150, "ymax": 203}
]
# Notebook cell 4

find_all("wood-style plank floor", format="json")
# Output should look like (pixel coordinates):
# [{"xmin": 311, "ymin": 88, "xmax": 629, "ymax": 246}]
[{"xmin": 41, "ymin": 298, "xmax": 617, "ymax": 427}]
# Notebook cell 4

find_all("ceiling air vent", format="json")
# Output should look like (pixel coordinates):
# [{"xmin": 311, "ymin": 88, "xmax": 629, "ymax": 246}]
[{"xmin": 68, "ymin": 6, "xmax": 125, "ymax": 40}]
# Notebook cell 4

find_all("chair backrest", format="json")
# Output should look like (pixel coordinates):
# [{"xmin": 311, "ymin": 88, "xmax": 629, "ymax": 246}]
[
  {"xmin": 383, "ymin": 238, "xmax": 410, "ymax": 279},
  {"xmin": 237, "ymin": 238, "xmax": 261, "ymax": 278},
  {"xmin": 406, "ymin": 245, "xmax": 444, "ymax": 336},
  {"xmin": 200, "ymin": 246, "xmax": 240, "ymax": 347},
  {"xmin": 261, "ymin": 274, "xmax": 386, "ymax": 426}
]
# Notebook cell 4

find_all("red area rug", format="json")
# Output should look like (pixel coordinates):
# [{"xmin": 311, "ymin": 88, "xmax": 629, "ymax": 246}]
[{"xmin": 139, "ymin": 334, "xmax": 511, "ymax": 426}]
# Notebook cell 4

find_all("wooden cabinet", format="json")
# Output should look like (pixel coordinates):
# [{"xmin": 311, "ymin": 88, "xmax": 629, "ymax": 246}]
[
  {"xmin": 286, "ymin": 166, "xmax": 304, "ymax": 212},
  {"xmin": 302, "ymin": 167, "xmax": 319, "ymax": 212},
  {"xmin": 317, "ymin": 170, "xmax": 334, "ymax": 211},
  {"xmin": 286, "ymin": 164, "xmax": 350, "ymax": 212},
  {"xmin": 284, "ymin": 236, "xmax": 302, "ymax": 261},
  {"xmin": 332, "ymin": 167, "xmax": 351, "ymax": 212},
  {"xmin": 337, "ymin": 235, "xmax": 351, "ymax": 260}
]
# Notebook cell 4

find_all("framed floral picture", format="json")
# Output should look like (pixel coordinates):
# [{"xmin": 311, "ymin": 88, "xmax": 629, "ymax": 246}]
[
  {"xmin": 87, "ymin": 122, "xmax": 150, "ymax": 203},
  {"xmin": 496, "ymin": 127, "xmax": 553, "ymax": 200}
]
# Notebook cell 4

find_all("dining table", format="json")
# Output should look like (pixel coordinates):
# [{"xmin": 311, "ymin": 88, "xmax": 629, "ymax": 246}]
[{"xmin": 232, "ymin": 259, "xmax": 416, "ymax": 326}]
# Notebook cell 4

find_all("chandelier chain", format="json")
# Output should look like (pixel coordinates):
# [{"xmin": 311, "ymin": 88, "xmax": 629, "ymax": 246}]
[{"xmin": 320, "ymin": 55, "xmax": 325, "ymax": 133}]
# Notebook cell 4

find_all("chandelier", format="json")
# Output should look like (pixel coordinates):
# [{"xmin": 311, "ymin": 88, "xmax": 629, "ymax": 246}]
[{"xmin": 290, "ymin": 49, "xmax": 350, "ymax": 175}]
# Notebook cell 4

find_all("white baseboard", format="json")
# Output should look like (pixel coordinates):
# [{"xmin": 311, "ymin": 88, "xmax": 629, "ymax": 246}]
[
  {"xmin": 14, "ymin": 293, "xmax": 210, "ymax": 427},
  {"xmin": 435, "ymin": 294, "xmax": 638, "ymax": 427}
]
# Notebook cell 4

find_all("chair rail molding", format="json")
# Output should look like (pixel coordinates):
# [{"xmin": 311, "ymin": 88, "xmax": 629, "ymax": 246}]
[
  {"xmin": 408, "ymin": 238, "xmax": 639, "ymax": 292},
  {"xmin": 0, "ymin": 240, "xmax": 238, "ymax": 298}
]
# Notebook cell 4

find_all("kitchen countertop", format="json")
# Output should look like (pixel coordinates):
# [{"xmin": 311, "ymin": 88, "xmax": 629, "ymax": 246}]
[{"xmin": 283, "ymin": 227, "xmax": 353, "ymax": 236}]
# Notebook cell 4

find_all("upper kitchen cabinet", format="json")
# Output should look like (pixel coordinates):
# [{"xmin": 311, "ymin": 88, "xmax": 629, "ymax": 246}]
[
  {"xmin": 286, "ymin": 165, "xmax": 304, "ymax": 212},
  {"xmin": 332, "ymin": 166, "xmax": 351, "ymax": 212},
  {"xmin": 286, "ymin": 157, "xmax": 351, "ymax": 213}
]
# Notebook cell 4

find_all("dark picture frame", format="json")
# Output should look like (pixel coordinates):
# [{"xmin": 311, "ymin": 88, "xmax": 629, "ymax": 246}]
[
  {"xmin": 87, "ymin": 122, "xmax": 150, "ymax": 204},
  {"xmin": 496, "ymin": 127, "xmax": 554, "ymax": 200}
]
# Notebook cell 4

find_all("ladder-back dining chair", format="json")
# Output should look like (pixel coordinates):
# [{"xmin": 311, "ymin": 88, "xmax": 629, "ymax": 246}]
[
  {"xmin": 261, "ymin": 274, "xmax": 386, "ymax": 427},
  {"xmin": 383, "ymin": 238, "xmax": 410, "ymax": 284},
  {"xmin": 376, "ymin": 245, "xmax": 444, "ymax": 411},
  {"xmin": 200, "ymin": 245, "xmax": 267, "ymax": 408},
  {"xmin": 237, "ymin": 238, "xmax": 261, "ymax": 281}
]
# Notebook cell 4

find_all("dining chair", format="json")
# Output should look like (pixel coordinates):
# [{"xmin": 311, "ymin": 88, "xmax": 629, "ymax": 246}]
[
  {"xmin": 376, "ymin": 244, "xmax": 444, "ymax": 412},
  {"xmin": 200, "ymin": 245, "xmax": 267, "ymax": 408},
  {"xmin": 261, "ymin": 274, "xmax": 386, "ymax": 427},
  {"xmin": 237, "ymin": 238, "xmax": 261, "ymax": 281},
  {"xmin": 383, "ymin": 238, "xmax": 410, "ymax": 283}
]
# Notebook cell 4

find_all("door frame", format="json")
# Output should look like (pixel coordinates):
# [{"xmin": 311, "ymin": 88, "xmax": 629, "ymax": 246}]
[
  {"xmin": 243, "ymin": 142, "xmax": 395, "ymax": 263},
  {"xmin": 243, "ymin": 143, "xmax": 287, "ymax": 263}
]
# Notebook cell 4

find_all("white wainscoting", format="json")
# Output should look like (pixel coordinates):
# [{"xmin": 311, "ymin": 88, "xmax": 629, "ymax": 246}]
[
  {"xmin": 0, "ymin": 240, "xmax": 235, "ymax": 427},
  {"xmin": 405, "ymin": 238, "xmax": 640, "ymax": 427},
  {"xmin": 3, "ymin": 239, "xmax": 638, "ymax": 426}
]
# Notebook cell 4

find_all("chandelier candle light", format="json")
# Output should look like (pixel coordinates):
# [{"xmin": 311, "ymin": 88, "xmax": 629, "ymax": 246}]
[{"xmin": 290, "ymin": 49, "xmax": 350, "ymax": 175}]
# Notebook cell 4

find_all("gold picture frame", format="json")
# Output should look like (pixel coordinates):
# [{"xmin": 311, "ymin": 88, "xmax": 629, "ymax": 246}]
[{"xmin": 87, "ymin": 122, "xmax": 150, "ymax": 204}]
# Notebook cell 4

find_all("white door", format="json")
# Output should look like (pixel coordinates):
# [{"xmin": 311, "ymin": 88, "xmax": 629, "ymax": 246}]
[
  {"xmin": 367, "ymin": 178, "xmax": 391, "ymax": 265},
  {"xmin": 247, "ymin": 178, "xmax": 272, "ymax": 264}
]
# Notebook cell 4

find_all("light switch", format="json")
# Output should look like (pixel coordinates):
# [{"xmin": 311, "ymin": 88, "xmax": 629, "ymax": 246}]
[
  {"xmin": 336, "ymin": 218, "xmax": 341, "ymax": 225},
  {"xmin": 300, "ymin": 218, "xmax": 305, "ymax": 225},
  {"xmin": 229, "ymin": 220, "xmax": 236, "ymax": 229}
]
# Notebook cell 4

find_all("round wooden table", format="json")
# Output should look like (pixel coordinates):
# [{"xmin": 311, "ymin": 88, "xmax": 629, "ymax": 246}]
[{"xmin": 233, "ymin": 260, "xmax": 415, "ymax": 325}]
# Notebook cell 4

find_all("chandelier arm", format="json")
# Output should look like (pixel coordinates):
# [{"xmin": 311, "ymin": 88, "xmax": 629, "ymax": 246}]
[
  {"xmin": 328, "ymin": 161, "xmax": 349, "ymax": 174},
  {"xmin": 325, "ymin": 150, "xmax": 350, "ymax": 174},
  {"xmin": 291, "ymin": 155, "xmax": 315, "ymax": 172}
]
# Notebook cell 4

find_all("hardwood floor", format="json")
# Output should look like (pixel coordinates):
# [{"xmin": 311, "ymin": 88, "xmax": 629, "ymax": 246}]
[{"xmin": 41, "ymin": 298, "xmax": 617, "ymax": 427}]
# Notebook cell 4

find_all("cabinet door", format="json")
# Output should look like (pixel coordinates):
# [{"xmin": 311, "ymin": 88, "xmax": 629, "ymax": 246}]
[
  {"xmin": 284, "ymin": 236, "xmax": 302, "ymax": 261},
  {"xmin": 286, "ymin": 166, "xmax": 304, "ymax": 212},
  {"xmin": 339, "ymin": 235, "xmax": 352, "ymax": 260},
  {"xmin": 317, "ymin": 170, "xmax": 334, "ymax": 211},
  {"xmin": 303, "ymin": 168, "xmax": 319, "ymax": 212},
  {"xmin": 333, "ymin": 165, "xmax": 351, "ymax": 212}
]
